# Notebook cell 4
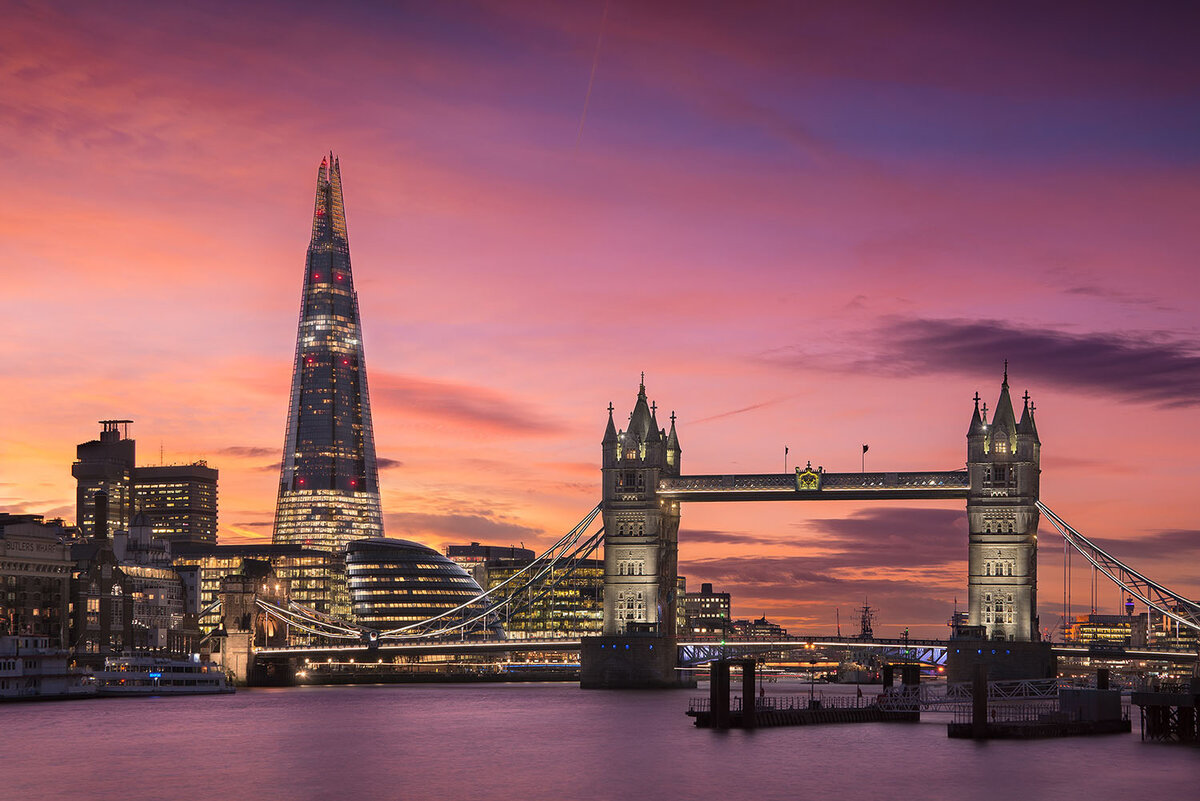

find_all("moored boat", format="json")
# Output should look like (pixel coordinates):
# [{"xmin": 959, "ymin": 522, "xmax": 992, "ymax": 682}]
[{"xmin": 95, "ymin": 656, "xmax": 233, "ymax": 695}]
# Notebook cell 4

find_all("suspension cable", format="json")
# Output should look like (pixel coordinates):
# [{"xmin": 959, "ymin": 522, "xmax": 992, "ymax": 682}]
[
  {"xmin": 1038, "ymin": 501, "xmax": 1200, "ymax": 632},
  {"xmin": 411, "ymin": 524, "xmax": 606, "ymax": 638},
  {"xmin": 375, "ymin": 503, "xmax": 601, "ymax": 636}
]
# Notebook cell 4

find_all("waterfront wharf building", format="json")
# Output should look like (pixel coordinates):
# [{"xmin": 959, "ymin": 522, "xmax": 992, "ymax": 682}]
[
  {"xmin": 966, "ymin": 367, "xmax": 1041, "ymax": 641},
  {"xmin": 172, "ymin": 544, "xmax": 350, "ymax": 633},
  {"xmin": 0, "ymin": 514, "xmax": 73, "ymax": 646},
  {"xmin": 273, "ymin": 155, "xmax": 384, "ymax": 552},
  {"xmin": 132, "ymin": 462, "xmax": 218, "ymax": 548}
]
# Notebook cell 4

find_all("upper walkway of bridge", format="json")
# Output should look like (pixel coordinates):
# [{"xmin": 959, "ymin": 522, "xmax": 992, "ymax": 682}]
[{"xmin": 656, "ymin": 470, "xmax": 969, "ymax": 502}]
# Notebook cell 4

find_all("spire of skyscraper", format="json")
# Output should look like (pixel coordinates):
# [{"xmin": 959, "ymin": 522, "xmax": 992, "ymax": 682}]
[{"xmin": 273, "ymin": 155, "xmax": 383, "ymax": 551}]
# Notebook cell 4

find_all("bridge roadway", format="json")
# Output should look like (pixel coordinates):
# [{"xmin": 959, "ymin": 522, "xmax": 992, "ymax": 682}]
[
  {"xmin": 254, "ymin": 635, "xmax": 1198, "ymax": 665},
  {"xmin": 656, "ymin": 470, "xmax": 970, "ymax": 503}
]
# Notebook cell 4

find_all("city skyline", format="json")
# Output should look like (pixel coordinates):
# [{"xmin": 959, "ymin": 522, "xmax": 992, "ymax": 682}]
[{"xmin": 2, "ymin": 2, "xmax": 1198, "ymax": 636}]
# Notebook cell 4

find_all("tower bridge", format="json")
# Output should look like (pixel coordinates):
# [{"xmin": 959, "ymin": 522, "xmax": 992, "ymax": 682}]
[
  {"xmin": 588, "ymin": 366, "xmax": 1043, "ymax": 686},
  {"xmin": 205, "ymin": 367, "xmax": 1198, "ymax": 687}
]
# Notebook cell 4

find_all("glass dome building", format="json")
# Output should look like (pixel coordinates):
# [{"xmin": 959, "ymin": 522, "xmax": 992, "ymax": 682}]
[{"xmin": 346, "ymin": 538, "xmax": 492, "ymax": 634}]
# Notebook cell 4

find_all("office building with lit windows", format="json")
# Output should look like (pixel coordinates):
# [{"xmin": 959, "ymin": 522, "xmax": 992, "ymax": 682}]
[
  {"xmin": 346, "ymin": 539, "xmax": 487, "ymax": 634},
  {"xmin": 133, "ymin": 462, "xmax": 218, "ymax": 548},
  {"xmin": 1064, "ymin": 613, "xmax": 1138, "ymax": 647},
  {"xmin": 731, "ymin": 615, "xmax": 788, "ymax": 638},
  {"xmin": 484, "ymin": 557, "xmax": 604, "ymax": 639},
  {"xmin": 273, "ymin": 155, "xmax": 384, "ymax": 552},
  {"xmin": 682, "ymin": 582, "xmax": 732, "ymax": 637},
  {"xmin": 445, "ymin": 542, "xmax": 535, "ymax": 588},
  {"xmin": 72, "ymin": 420, "xmax": 136, "ymax": 539},
  {"xmin": 172, "ymin": 544, "xmax": 350, "ymax": 633}
]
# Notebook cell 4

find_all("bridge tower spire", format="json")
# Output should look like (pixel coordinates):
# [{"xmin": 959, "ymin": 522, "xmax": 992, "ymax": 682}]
[
  {"xmin": 967, "ymin": 366, "xmax": 1041, "ymax": 641},
  {"xmin": 601, "ymin": 376, "xmax": 681, "ymax": 636}
]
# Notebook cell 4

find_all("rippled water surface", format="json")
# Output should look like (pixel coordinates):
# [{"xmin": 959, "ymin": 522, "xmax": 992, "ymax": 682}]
[{"xmin": 5, "ymin": 681, "xmax": 1196, "ymax": 800}]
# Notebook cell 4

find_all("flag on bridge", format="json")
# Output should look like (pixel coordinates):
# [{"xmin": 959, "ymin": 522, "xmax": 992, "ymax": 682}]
[{"xmin": 862, "ymin": 444, "xmax": 869, "ymax": 453}]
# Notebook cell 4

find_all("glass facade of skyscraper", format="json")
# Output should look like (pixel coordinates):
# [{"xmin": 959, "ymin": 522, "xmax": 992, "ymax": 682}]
[{"xmin": 273, "ymin": 155, "xmax": 383, "ymax": 551}]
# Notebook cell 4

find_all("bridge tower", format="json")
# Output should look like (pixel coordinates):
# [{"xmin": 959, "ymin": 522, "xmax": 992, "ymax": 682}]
[
  {"xmin": 966, "ymin": 365, "xmax": 1041, "ymax": 641},
  {"xmin": 601, "ymin": 375, "xmax": 682, "ymax": 636}
]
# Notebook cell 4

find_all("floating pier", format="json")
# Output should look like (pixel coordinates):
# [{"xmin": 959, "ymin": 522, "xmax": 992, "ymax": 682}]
[
  {"xmin": 688, "ymin": 658, "xmax": 919, "ymax": 729},
  {"xmin": 1132, "ymin": 679, "xmax": 1200, "ymax": 745},
  {"xmin": 687, "ymin": 695, "xmax": 918, "ymax": 728},
  {"xmin": 947, "ymin": 666, "xmax": 1132, "ymax": 739}
]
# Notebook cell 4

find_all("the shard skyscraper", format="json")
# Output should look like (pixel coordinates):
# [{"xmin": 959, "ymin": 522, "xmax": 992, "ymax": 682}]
[{"xmin": 273, "ymin": 154, "xmax": 384, "ymax": 551}]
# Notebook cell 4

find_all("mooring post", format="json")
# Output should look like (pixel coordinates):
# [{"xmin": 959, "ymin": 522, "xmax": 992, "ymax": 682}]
[
  {"xmin": 741, "ymin": 659, "xmax": 757, "ymax": 729},
  {"xmin": 972, "ymin": 663, "xmax": 988, "ymax": 739},
  {"xmin": 710, "ymin": 660, "xmax": 731, "ymax": 729}
]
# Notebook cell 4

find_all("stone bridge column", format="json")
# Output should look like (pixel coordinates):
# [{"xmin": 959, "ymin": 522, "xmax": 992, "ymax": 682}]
[{"xmin": 582, "ymin": 378, "xmax": 689, "ymax": 688}]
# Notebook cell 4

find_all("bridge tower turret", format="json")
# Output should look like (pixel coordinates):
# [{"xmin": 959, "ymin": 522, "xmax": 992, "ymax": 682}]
[
  {"xmin": 601, "ymin": 375, "xmax": 682, "ymax": 636},
  {"xmin": 967, "ymin": 364, "xmax": 1041, "ymax": 641}
]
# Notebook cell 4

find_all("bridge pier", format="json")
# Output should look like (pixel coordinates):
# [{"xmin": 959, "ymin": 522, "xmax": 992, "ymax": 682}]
[
  {"xmin": 710, "ymin": 660, "xmax": 730, "ymax": 728},
  {"xmin": 580, "ymin": 634, "xmax": 693, "ymax": 689},
  {"xmin": 205, "ymin": 572, "xmax": 291, "ymax": 686},
  {"xmin": 945, "ymin": 639, "xmax": 1055, "ymax": 683}
]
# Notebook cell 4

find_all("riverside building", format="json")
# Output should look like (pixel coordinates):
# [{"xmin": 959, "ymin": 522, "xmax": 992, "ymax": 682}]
[
  {"xmin": 445, "ymin": 542, "xmax": 535, "ymax": 589},
  {"xmin": 484, "ymin": 557, "xmax": 604, "ymax": 639},
  {"xmin": 0, "ymin": 514, "xmax": 73, "ymax": 645},
  {"xmin": 172, "ymin": 544, "xmax": 350, "ymax": 632},
  {"xmin": 346, "ymin": 539, "xmax": 488, "ymax": 634}
]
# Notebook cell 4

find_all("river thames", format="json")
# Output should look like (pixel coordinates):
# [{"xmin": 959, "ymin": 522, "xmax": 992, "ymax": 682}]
[{"xmin": 5, "ymin": 681, "xmax": 1196, "ymax": 800}]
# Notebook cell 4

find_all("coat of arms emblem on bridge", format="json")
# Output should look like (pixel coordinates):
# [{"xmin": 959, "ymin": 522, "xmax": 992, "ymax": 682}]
[{"xmin": 795, "ymin": 464, "xmax": 822, "ymax": 491}]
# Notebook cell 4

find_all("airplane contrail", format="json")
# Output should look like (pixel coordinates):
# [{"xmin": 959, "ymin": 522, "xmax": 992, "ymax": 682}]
[{"xmin": 575, "ymin": 0, "xmax": 611, "ymax": 150}]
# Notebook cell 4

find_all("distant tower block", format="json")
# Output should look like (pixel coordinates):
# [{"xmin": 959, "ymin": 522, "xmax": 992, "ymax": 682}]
[
  {"xmin": 601, "ymin": 376, "xmax": 683, "ymax": 636},
  {"xmin": 273, "ymin": 155, "xmax": 384, "ymax": 551},
  {"xmin": 966, "ymin": 365, "xmax": 1041, "ymax": 641},
  {"xmin": 73, "ymin": 420, "xmax": 136, "ymax": 539}
]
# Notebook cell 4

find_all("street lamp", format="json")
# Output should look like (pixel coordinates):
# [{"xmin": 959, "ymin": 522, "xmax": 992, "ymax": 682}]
[{"xmin": 806, "ymin": 642, "xmax": 817, "ymax": 708}]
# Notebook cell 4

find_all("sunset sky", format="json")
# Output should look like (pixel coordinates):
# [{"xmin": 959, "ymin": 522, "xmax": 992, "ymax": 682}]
[{"xmin": 2, "ymin": 1, "xmax": 1198, "ymax": 636}]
